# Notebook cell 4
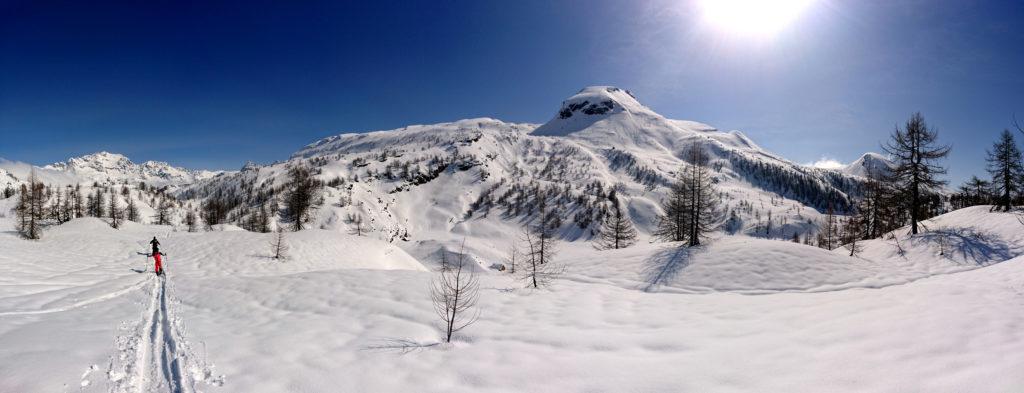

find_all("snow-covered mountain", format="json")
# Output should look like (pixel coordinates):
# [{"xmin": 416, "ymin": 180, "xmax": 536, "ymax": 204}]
[
  {"xmin": 0, "ymin": 158, "xmax": 81, "ymax": 188},
  {"xmin": 6, "ymin": 88, "xmax": 1020, "ymax": 393},
  {"xmin": 179, "ymin": 86, "xmax": 871, "ymax": 255},
  {"xmin": 841, "ymin": 152, "xmax": 895, "ymax": 178},
  {"xmin": 3, "ymin": 86, "xmax": 883, "ymax": 251},
  {"xmin": 40, "ymin": 151, "xmax": 222, "ymax": 187}
]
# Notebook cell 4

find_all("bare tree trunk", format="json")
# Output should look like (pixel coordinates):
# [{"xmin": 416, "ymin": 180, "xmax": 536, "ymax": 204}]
[
  {"xmin": 429, "ymin": 240, "xmax": 480, "ymax": 343},
  {"xmin": 269, "ymin": 227, "xmax": 289, "ymax": 260}
]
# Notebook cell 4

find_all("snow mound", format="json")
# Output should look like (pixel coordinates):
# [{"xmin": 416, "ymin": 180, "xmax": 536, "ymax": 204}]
[
  {"xmin": 163, "ymin": 229, "xmax": 429, "ymax": 277},
  {"xmin": 857, "ymin": 205, "xmax": 1024, "ymax": 273},
  {"xmin": 563, "ymin": 237, "xmax": 919, "ymax": 293}
]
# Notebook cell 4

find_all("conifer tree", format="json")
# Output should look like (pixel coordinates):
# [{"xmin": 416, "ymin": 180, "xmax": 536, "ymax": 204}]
[
  {"xmin": 269, "ymin": 227, "xmax": 289, "ymax": 260},
  {"xmin": 125, "ymin": 195, "xmax": 140, "ymax": 222},
  {"xmin": 520, "ymin": 226, "xmax": 562, "ymax": 289},
  {"xmin": 92, "ymin": 188, "xmax": 106, "ymax": 218},
  {"xmin": 109, "ymin": 192, "xmax": 122, "ymax": 229},
  {"xmin": 986, "ymin": 129, "xmax": 1024, "ymax": 211},
  {"xmin": 882, "ymin": 112, "xmax": 951, "ymax": 234},
  {"xmin": 531, "ymin": 191, "xmax": 559, "ymax": 264},
  {"xmin": 654, "ymin": 168, "xmax": 689, "ymax": 242},
  {"xmin": 959, "ymin": 176, "xmax": 991, "ymax": 207},
  {"xmin": 15, "ymin": 172, "xmax": 46, "ymax": 239},
  {"xmin": 594, "ymin": 197, "xmax": 638, "ymax": 250},
  {"xmin": 50, "ymin": 188, "xmax": 63, "ymax": 224},
  {"xmin": 841, "ymin": 215, "xmax": 864, "ymax": 257},
  {"xmin": 155, "ymin": 199, "xmax": 172, "ymax": 226},
  {"xmin": 185, "ymin": 210, "xmax": 198, "ymax": 232},
  {"xmin": 656, "ymin": 142, "xmax": 722, "ymax": 246},
  {"xmin": 819, "ymin": 201, "xmax": 837, "ymax": 250},
  {"xmin": 430, "ymin": 240, "xmax": 480, "ymax": 342},
  {"xmin": 72, "ymin": 184, "xmax": 84, "ymax": 218},
  {"xmin": 284, "ymin": 165, "xmax": 321, "ymax": 231},
  {"xmin": 347, "ymin": 213, "xmax": 364, "ymax": 236}
]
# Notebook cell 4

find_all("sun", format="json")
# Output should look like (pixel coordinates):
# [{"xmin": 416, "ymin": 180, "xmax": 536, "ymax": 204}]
[{"xmin": 699, "ymin": 0, "xmax": 814, "ymax": 36}]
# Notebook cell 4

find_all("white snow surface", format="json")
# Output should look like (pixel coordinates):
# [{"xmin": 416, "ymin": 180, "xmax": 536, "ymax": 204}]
[
  {"xmin": 0, "ymin": 87, "xmax": 1016, "ymax": 391},
  {"xmin": 2, "ymin": 195, "xmax": 1024, "ymax": 391}
]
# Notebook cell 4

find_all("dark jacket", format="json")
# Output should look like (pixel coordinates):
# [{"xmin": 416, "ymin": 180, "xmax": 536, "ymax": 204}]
[{"xmin": 150, "ymin": 238, "xmax": 160, "ymax": 255}]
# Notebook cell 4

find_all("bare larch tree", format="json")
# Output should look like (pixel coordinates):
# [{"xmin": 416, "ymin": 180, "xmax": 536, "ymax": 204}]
[
  {"xmin": 505, "ymin": 241, "xmax": 520, "ymax": 274},
  {"xmin": 594, "ymin": 198, "xmax": 638, "ymax": 250},
  {"xmin": 108, "ymin": 191, "xmax": 122, "ymax": 229},
  {"xmin": 430, "ymin": 240, "xmax": 480, "ymax": 343},
  {"xmin": 125, "ymin": 195, "xmax": 139, "ymax": 222},
  {"xmin": 347, "ymin": 213, "xmax": 364, "ymax": 236},
  {"xmin": 986, "ymin": 129, "xmax": 1023, "ymax": 211},
  {"xmin": 14, "ymin": 171, "xmax": 45, "ymax": 239},
  {"xmin": 185, "ymin": 209, "xmax": 198, "ymax": 232},
  {"xmin": 269, "ymin": 227, "xmax": 289, "ymax": 260},
  {"xmin": 155, "ymin": 199, "xmax": 172, "ymax": 225},
  {"xmin": 681, "ymin": 142, "xmax": 722, "ymax": 246},
  {"xmin": 882, "ymin": 112, "xmax": 951, "ymax": 234},
  {"xmin": 284, "ymin": 165, "xmax": 321, "ymax": 231},
  {"xmin": 654, "ymin": 165, "xmax": 690, "ymax": 242},
  {"xmin": 519, "ymin": 227, "xmax": 563, "ymax": 289},
  {"xmin": 657, "ymin": 141, "xmax": 722, "ymax": 246}
]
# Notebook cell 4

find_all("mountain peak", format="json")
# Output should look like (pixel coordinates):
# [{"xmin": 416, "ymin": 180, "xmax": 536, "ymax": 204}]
[
  {"xmin": 533, "ymin": 86, "xmax": 657, "ymax": 137},
  {"xmin": 49, "ymin": 151, "xmax": 134, "ymax": 172},
  {"xmin": 41, "ymin": 151, "xmax": 221, "ymax": 186},
  {"xmin": 842, "ymin": 152, "xmax": 894, "ymax": 178}
]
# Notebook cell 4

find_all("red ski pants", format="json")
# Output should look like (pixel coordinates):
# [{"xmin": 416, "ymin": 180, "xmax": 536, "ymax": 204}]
[{"xmin": 154, "ymin": 253, "xmax": 163, "ymax": 273}]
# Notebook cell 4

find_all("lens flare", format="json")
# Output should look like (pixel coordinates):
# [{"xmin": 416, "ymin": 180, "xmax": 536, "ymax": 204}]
[{"xmin": 700, "ymin": 0, "xmax": 814, "ymax": 36}]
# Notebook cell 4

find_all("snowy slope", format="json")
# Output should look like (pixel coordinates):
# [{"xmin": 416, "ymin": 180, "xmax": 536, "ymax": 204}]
[
  {"xmin": 175, "ymin": 87, "xmax": 873, "ymax": 267},
  {"xmin": 854, "ymin": 205, "xmax": 1024, "ymax": 273},
  {"xmin": 2, "ymin": 200, "xmax": 1024, "ymax": 391},
  {"xmin": 5, "ymin": 86, "xmax": 878, "ymax": 257}
]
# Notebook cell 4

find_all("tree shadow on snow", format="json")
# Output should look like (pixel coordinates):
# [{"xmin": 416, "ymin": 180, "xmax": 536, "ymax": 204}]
[
  {"xmin": 640, "ymin": 244, "xmax": 700, "ymax": 292},
  {"xmin": 360, "ymin": 338, "xmax": 441, "ymax": 355},
  {"xmin": 917, "ymin": 227, "xmax": 1015, "ymax": 266}
]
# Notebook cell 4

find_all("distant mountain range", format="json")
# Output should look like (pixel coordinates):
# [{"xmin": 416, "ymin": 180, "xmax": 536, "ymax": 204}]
[{"xmin": 2, "ymin": 86, "xmax": 894, "ymax": 244}]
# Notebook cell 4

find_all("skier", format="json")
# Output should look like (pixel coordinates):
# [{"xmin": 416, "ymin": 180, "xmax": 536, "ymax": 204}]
[{"xmin": 149, "ymin": 237, "xmax": 165, "ymax": 276}]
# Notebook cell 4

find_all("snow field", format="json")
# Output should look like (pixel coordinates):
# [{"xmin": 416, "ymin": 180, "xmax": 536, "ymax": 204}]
[{"xmin": 1, "ymin": 201, "xmax": 1024, "ymax": 391}]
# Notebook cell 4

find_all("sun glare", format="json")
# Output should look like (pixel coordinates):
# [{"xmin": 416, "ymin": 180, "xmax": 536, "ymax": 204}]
[{"xmin": 700, "ymin": 0, "xmax": 813, "ymax": 36}]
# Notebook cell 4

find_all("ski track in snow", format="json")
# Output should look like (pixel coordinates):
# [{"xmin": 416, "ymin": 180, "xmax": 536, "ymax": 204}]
[
  {"xmin": 144, "ymin": 275, "xmax": 189, "ymax": 392},
  {"xmin": 106, "ymin": 273, "xmax": 223, "ymax": 393},
  {"xmin": 0, "ymin": 279, "xmax": 148, "ymax": 316}
]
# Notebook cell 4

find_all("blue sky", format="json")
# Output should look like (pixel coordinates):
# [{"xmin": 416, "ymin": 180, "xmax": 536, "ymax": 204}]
[{"xmin": 1, "ymin": 0, "xmax": 1022, "ymax": 185}]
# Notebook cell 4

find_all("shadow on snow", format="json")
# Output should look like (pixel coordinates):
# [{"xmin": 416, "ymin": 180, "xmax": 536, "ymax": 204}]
[
  {"xmin": 640, "ymin": 243, "xmax": 703, "ymax": 292},
  {"xmin": 360, "ymin": 338, "xmax": 442, "ymax": 355},
  {"xmin": 915, "ymin": 227, "xmax": 1016, "ymax": 266}
]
